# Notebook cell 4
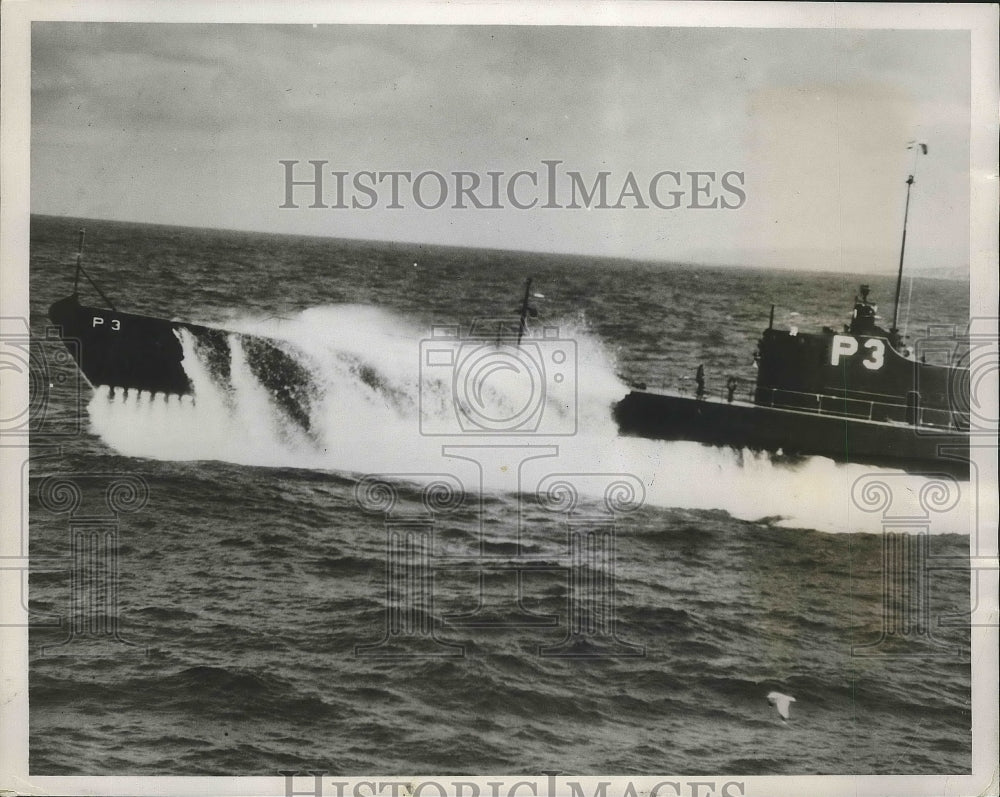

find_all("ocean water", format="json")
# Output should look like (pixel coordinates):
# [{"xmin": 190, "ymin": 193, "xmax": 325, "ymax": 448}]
[{"xmin": 27, "ymin": 214, "xmax": 972, "ymax": 775}]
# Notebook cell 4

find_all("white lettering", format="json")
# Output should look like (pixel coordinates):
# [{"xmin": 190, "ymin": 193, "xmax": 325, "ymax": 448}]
[
  {"xmin": 92, "ymin": 316, "xmax": 104, "ymax": 328},
  {"xmin": 831, "ymin": 334, "xmax": 858, "ymax": 365},
  {"xmin": 863, "ymin": 338, "xmax": 885, "ymax": 370}
]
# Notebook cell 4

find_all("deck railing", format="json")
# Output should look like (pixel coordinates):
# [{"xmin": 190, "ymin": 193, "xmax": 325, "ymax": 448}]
[
  {"xmin": 630, "ymin": 376, "xmax": 968, "ymax": 433},
  {"xmin": 753, "ymin": 386, "xmax": 969, "ymax": 431}
]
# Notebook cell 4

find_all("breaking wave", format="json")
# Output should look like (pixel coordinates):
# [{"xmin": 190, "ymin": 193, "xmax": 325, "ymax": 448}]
[{"xmin": 86, "ymin": 304, "xmax": 975, "ymax": 535}]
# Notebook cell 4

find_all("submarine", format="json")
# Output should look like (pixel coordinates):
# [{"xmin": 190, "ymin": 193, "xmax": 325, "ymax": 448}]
[
  {"xmin": 614, "ymin": 143, "xmax": 971, "ymax": 478},
  {"xmin": 612, "ymin": 284, "xmax": 971, "ymax": 477},
  {"xmin": 48, "ymin": 234, "xmax": 969, "ymax": 478},
  {"xmin": 47, "ymin": 230, "xmax": 316, "ymax": 431},
  {"xmin": 45, "ymin": 142, "xmax": 971, "ymax": 477}
]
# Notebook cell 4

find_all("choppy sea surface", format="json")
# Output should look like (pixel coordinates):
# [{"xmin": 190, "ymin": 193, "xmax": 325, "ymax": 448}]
[{"xmin": 27, "ymin": 214, "xmax": 972, "ymax": 775}]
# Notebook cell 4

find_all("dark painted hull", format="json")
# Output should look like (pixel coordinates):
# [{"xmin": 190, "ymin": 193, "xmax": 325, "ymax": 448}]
[
  {"xmin": 49, "ymin": 295, "xmax": 208, "ymax": 396},
  {"xmin": 48, "ymin": 294, "xmax": 315, "ymax": 430},
  {"xmin": 613, "ymin": 390, "xmax": 969, "ymax": 478}
]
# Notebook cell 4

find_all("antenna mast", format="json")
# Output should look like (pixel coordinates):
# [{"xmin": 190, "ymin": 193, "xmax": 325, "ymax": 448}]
[
  {"xmin": 73, "ymin": 228, "xmax": 86, "ymax": 295},
  {"xmin": 69, "ymin": 227, "xmax": 117, "ymax": 310},
  {"xmin": 517, "ymin": 277, "xmax": 533, "ymax": 346},
  {"xmin": 891, "ymin": 142, "xmax": 926, "ymax": 344}
]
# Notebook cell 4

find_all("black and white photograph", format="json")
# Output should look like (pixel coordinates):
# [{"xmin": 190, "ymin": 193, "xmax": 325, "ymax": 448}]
[{"xmin": 1, "ymin": 2, "xmax": 997, "ymax": 796}]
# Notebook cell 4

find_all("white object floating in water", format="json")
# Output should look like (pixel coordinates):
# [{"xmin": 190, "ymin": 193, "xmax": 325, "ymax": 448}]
[{"xmin": 767, "ymin": 691, "xmax": 796, "ymax": 721}]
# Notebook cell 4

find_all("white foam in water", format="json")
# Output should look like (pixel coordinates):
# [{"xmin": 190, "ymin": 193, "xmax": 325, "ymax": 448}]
[{"xmin": 86, "ymin": 304, "xmax": 978, "ymax": 536}]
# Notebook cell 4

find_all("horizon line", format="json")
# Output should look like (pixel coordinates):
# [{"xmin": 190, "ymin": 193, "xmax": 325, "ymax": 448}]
[{"xmin": 29, "ymin": 211, "xmax": 970, "ymax": 282}]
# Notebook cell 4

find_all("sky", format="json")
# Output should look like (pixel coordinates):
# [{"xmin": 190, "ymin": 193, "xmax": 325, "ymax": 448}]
[{"xmin": 30, "ymin": 22, "xmax": 972, "ymax": 273}]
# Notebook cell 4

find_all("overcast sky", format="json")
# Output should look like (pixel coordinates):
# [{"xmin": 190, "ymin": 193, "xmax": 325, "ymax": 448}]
[{"xmin": 31, "ymin": 23, "xmax": 970, "ymax": 272}]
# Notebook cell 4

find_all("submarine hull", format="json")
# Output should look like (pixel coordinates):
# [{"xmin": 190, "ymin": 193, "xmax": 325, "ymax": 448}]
[
  {"xmin": 49, "ymin": 294, "xmax": 208, "ymax": 396},
  {"xmin": 47, "ymin": 294, "xmax": 315, "ymax": 430},
  {"xmin": 613, "ymin": 390, "xmax": 969, "ymax": 477}
]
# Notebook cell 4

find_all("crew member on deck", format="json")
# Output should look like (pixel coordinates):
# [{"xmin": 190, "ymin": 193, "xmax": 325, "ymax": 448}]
[{"xmin": 848, "ymin": 284, "xmax": 891, "ymax": 339}]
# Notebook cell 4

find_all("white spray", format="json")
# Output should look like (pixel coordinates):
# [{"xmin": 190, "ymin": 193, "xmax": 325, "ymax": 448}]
[{"xmin": 87, "ymin": 304, "xmax": 976, "ymax": 535}]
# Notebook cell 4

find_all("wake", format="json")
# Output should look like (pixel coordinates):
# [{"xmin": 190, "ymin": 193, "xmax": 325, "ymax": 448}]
[{"xmin": 86, "ymin": 303, "xmax": 973, "ymax": 535}]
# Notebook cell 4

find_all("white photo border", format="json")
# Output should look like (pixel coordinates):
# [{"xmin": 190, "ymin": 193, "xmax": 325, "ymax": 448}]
[{"xmin": 1, "ymin": 2, "xmax": 997, "ymax": 796}]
